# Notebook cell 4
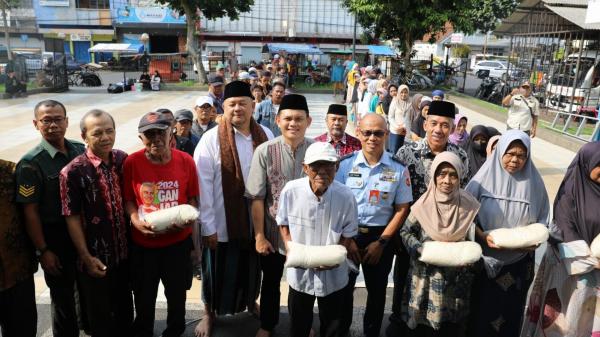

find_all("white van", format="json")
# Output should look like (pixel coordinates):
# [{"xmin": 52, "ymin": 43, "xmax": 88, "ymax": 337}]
[{"xmin": 546, "ymin": 51, "xmax": 600, "ymax": 112}]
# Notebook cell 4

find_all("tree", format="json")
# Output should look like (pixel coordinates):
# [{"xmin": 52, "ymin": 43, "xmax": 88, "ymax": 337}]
[
  {"xmin": 0, "ymin": 0, "xmax": 19, "ymax": 61},
  {"xmin": 156, "ymin": 0, "xmax": 253, "ymax": 84},
  {"xmin": 342, "ymin": 0, "xmax": 516, "ymax": 65},
  {"xmin": 468, "ymin": 0, "xmax": 518, "ymax": 55}
]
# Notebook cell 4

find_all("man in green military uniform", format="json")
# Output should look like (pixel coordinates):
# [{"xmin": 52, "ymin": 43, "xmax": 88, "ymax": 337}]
[{"xmin": 15, "ymin": 100, "xmax": 85, "ymax": 337}]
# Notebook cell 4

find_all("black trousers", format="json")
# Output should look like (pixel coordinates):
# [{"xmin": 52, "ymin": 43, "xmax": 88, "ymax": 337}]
[
  {"xmin": 131, "ymin": 237, "xmax": 193, "ymax": 337},
  {"xmin": 386, "ymin": 240, "xmax": 411, "ymax": 336},
  {"xmin": 406, "ymin": 322, "xmax": 460, "ymax": 337},
  {"xmin": 340, "ymin": 227, "xmax": 395, "ymax": 337},
  {"xmin": 78, "ymin": 261, "xmax": 134, "ymax": 337},
  {"xmin": 44, "ymin": 257, "xmax": 80, "ymax": 337},
  {"xmin": 0, "ymin": 277, "xmax": 37, "ymax": 337},
  {"xmin": 259, "ymin": 252, "xmax": 286, "ymax": 331},
  {"xmin": 288, "ymin": 286, "xmax": 344, "ymax": 337}
]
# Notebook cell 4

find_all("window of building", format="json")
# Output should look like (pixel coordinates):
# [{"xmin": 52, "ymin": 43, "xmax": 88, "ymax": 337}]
[{"xmin": 76, "ymin": 0, "xmax": 110, "ymax": 9}]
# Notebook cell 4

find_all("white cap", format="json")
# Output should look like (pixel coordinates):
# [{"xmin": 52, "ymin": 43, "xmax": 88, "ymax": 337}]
[
  {"xmin": 274, "ymin": 54, "xmax": 280, "ymax": 59},
  {"xmin": 304, "ymin": 142, "xmax": 339, "ymax": 165},
  {"xmin": 239, "ymin": 71, "xmax": 251, "ymax": 80},
  {"xmin": 195, "ymin": 96, "xmax": 214, "ymax": 107},
  {"xmin": 365, "ymin": 65, "xmax": 373, "ymax": 72},
  {"xmin": 248, "ymin": 67, "xmax": 257, "ymax": 73}
]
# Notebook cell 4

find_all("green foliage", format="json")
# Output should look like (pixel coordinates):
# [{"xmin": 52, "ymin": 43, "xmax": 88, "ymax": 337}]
[
  {"xmin": 155, "ymin": 0, "xmax": 253, "ymax": 20},
  {"xmin": 469, "ymin": 0, "xmax": 518, "ymax": 33},
  {"xmin": 342, "ymin": 0, "xmax": 517, "ymax": 58},
  {"xmin": 452, "ymin": 44, "xmax": 471, "ymax": 58}
]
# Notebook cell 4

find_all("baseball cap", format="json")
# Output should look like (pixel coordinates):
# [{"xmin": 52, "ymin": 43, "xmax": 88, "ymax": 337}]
[
  {"xmin": 239, "ymin": 71, "xmax": 251, "ymax": 80},
  {"xmin": 216, "ymin": 63, "xmax": 226, "ymax": 70},
  {"xmin": 208, "ymin": 74, "xmax": 224, "ymax": 86},
  {"xmin": 304, "ymin": 142, "xmax": 339, "ymax": 165},
  {"xmin": 521, "ymin": 81, "xmax": 531, "ymax": 88},
  {"xmin": 138, "ymin": 112, "xmax": 171, "ymax": 133},
  {"xmin": 195, "ymin": 96, "xmax": 214, "ymax": 107},
  {"xmin": 174, "ymin": 109, "xmax": 194, "ymax": 122}
]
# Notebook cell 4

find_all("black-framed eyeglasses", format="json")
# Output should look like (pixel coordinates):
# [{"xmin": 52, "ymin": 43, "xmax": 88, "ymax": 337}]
[
  {"xmin": 360, "ymin": 129, "xmax": 386, "ymax": 138},
  {"xmin": 143, "ymin": 129, "xmax": 168, "ymax": 139},
  {"xmin": 38, "ymin": 117, "xmax": 66, "ymax": 126},
  {"xmin": 308, "ymin": 162, "xmax": 337, "ymax": 172}
]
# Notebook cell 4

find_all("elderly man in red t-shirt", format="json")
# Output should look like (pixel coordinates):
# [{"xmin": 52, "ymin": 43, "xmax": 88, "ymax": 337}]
[{"xmin": 123, "ymin": 111, "xmax": 199, "ymax": 337}]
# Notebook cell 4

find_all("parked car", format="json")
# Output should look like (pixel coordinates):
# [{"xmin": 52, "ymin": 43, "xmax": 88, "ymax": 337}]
[
  {"xmin": 472, "ymin": 60, "xmax": 517, "ymax": 80},
  {"xmin": 545, "ymin": 51, "xmax": 600, "ymax": 112}
]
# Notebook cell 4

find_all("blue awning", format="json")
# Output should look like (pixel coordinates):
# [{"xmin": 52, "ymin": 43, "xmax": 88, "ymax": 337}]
[
  {"xmin": 367, "ymin": 45, "xmax": 396, "ymax": 56},
  {"xmin": 263, "ymin": 43, "xmax": 323, "ymax": 55}
]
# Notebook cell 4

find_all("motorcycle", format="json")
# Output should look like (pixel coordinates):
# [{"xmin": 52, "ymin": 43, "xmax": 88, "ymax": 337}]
[
  {"xmin": 475, "ymin": 76, "xmax": 499, "ymax": 100},
  {"xmin": 487, "ymin": 78, "xmax": 511, "ymax": 105}
]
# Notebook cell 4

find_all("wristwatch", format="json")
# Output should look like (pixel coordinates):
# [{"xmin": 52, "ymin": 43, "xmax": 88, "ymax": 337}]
[
  {"xmin": 377, "ymin": 237, "xmax": 389, "ymax": 247},
  {"xmin": 35, "ymin": 246, "xmax": 49, "ymax": 258}
]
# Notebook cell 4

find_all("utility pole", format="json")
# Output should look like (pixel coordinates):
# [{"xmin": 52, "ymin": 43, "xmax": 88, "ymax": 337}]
[
  {"xmin": 352, "ymin": 13, "xmax": 357, "ymax": 61},
  {"xmin": 1, "ymin": 0, "xmax": 11, "ymax": 61}
]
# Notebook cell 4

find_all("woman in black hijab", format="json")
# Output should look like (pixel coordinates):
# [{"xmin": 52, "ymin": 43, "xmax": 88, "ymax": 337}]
[
  {"xmin": 521, "ymin": 142, "xmax": 600, "ymax": 337},
  {"xmin": 464, "ymin": 125, "xmax": 490, "ymax": 174}
]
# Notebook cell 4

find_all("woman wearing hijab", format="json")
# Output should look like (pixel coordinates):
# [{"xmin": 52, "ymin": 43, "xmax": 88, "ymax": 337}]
[
  {"xmin": 464, "ymin": 125, "xmax": 491, "ymax": 174},
  {"xmin": 374, "ymin": 87, "xmax": 388, "ymax": 116},
  {"xmin": 409, "ymin": 93, "xmax": 423, "ymax": 124},
  {"xmin": 382, "ymin": 84, "xmax": 398, "ymax": 116},
  {"xmin": 520, "ymin": 142, "xmax": 600, "ymax": 337},
  {"xmin": 410, "ymin": 96, "xmax": 432, "ymax": 142},
  {"xmin": 357, "ymin": 77, "xmax": 371, "ymax": 120},
  {"xmin": 360, "ymin": 79, "xmax": 377, "ymax": 117},
  {"xmin": 486, "ymin": 135, "xmax": 501, "ymax": 156},
  {"xmin": 432, "ymin": 89, "xmax": 445, "ymax": 101},
  {"xmin": 449, "ymin": 114, "xmax": 469, "ymax": 148},
  {"xmin": 388, "ymin": 84, "xmax": 412, "ymax": 153},
  {"xmin": 400, "ymin": 152, "xmax": 480, "ymax": 336},
  {"xmin": 466, "ymin": 130, "xmax": 550, "ymax": 337}
]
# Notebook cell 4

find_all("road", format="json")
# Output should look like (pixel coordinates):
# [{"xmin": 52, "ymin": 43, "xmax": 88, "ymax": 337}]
[{"xmin": 0, "ymin": 89, "xmax": 577, "ymax": 336}]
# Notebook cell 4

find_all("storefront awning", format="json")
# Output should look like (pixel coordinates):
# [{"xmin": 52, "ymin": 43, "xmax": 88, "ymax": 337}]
[
  {"xmin": 367, "ymin": 45, "xmax": 396, "ymax": 56},
  {"xmin": 88, "ymin": 43, "xmax": 144, "ymax": 53},
  {"xmin": 262, "ymin": 43, "xmax": 323, "ymax": 55}
]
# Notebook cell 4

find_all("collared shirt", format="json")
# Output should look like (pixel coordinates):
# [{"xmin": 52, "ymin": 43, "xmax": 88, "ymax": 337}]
[
  {"xmin": 254, "ymin": 98, "xmax": 281, "ymax": 137},
  {"xmin": 195, "ymin": 124, "xmax": 274, "ymax": 241},
  {"xmin": 395, "ymin": 139, "xmax": 471, "ymax": 202},
  {"xmin": 60, "ymin": 149, "xmax": 129, "ymax": 267},
  {"xmin": 191, "ymin": 120, "xmax": 217, "ymax": 141},
  {"xmin": 314, "ymin": 132, "xmax": 362, "ymax": 157},
  {"xmin": 506, "ymin": 94, "xmax": 540, "ymax": 131},
  {"xmin": 245, "ymin": 137, "xmax": 313, "ymax": 254},
  {"xmin": 15, "ymin": 138, "xmax": 85, "ymax": 225},
  {"xmin": 208, "ymin": 92, "xmax": 224, "ymax": 115},
  {"xmin": 336, "ymin": 151, "xmax": 413, "ymax": 226},
  {"xmin": 0, "ymin": 160, "xmax": 37, "ymax": 291},
  {"xmin": 276, "ymin": 177, "xmax": 358, "ymax": 296}
]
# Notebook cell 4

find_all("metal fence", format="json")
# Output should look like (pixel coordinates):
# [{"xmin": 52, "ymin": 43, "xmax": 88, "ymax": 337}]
[{"xmin": 549, "ymin": 110, "xmax": 600, "ymax": 142}]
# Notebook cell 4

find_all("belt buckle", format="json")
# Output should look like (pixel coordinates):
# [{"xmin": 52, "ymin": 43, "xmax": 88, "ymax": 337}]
[{"xmin": 358, "ymin": 227, "xmax": 369, "ymax": 234}]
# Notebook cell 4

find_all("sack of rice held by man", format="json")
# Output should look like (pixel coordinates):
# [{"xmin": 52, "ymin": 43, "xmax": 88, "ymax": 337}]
[
  {"xmin": 487, "ymin": 223, "xmax": 549, "ymax": 249},
  {"xmin": 144, "ymin": 204, "xmax": 199, "ymax": 232},
  {"xmin": 419, "ymin": 241, "xmax": 482, "ymax": 267},
  {"xmin": 590, "ymin": 235, "xmax": 600, "ymax": 258},
  {"xmin": 285, "ymin": 241, "xmax": 347, "ymax": 269}
]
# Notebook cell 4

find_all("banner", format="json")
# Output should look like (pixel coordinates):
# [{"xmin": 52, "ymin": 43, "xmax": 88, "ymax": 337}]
[
  {"xmin": 587, "ymin": 0, "xmax": 600, "ymax": 24},
  {"xmin": 116, "ymin": 6, "xmax": 186, "ymax": 24}
]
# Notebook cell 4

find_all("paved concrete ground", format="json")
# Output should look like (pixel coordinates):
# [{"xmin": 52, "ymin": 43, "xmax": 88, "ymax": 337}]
[{"xmin": 0, "ymin": 89, "xmax": 577, "ymax": 336}]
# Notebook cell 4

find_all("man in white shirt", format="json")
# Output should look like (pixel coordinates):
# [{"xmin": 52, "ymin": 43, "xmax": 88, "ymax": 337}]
[
  {"xmin": 194, "ymin": 81, "xmax": 274, "ymax": 337},
  {"xmin": 277, "ymin": 142, "xmax": 358, "ymax": 337},
  {"xmin": 191, "ymin": 96, "xmax": 218, "ymax": 140},
  {"xmin": 502, "ymin": 81, "xmax": 540, "ymax": 137}
]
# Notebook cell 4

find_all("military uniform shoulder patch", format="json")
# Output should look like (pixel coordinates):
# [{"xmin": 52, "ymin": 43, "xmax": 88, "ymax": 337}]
[{"xmin": 18, "ymin": 184, "xmax": 35, "ymax": 197}]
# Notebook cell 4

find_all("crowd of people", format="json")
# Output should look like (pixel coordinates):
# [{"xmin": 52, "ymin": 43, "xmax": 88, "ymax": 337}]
[{"xmin": 1, "ymin": 57, "xmax": 599, "ymax": 337}]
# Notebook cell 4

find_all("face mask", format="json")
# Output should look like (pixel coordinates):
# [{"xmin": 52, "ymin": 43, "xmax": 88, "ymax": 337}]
[{"xmin": 473, "ymin": 140, "xmax": 487, "ymax": 154}]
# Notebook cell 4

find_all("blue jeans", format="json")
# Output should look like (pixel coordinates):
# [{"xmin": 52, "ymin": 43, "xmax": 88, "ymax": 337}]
[{"xmin": 388, "ymin": 133, "xmax": 405, "ymax": 154}]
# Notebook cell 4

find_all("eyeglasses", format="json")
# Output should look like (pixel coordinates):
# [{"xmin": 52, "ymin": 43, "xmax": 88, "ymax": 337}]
[
  {"xmin": 143, "ymin": 129, "xmax": 168, "ymax": 139},
  {"xmin": 38, "ymin": 117, "xmax": 66, "ymax": 125},
  {"xmin": 504, "ymin": 151, "xmax": 527, "ymax": 161},
  {"xmin": 308, "ymin": 162, "xmax": 337, "ymax": 172},
  {"xmin": 360, "ymin": 129, "xmax": 386, "ymax": 138},
  {"xmin": 196, "ymin": 105, "xmax": 212, "ymax": 110}
]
